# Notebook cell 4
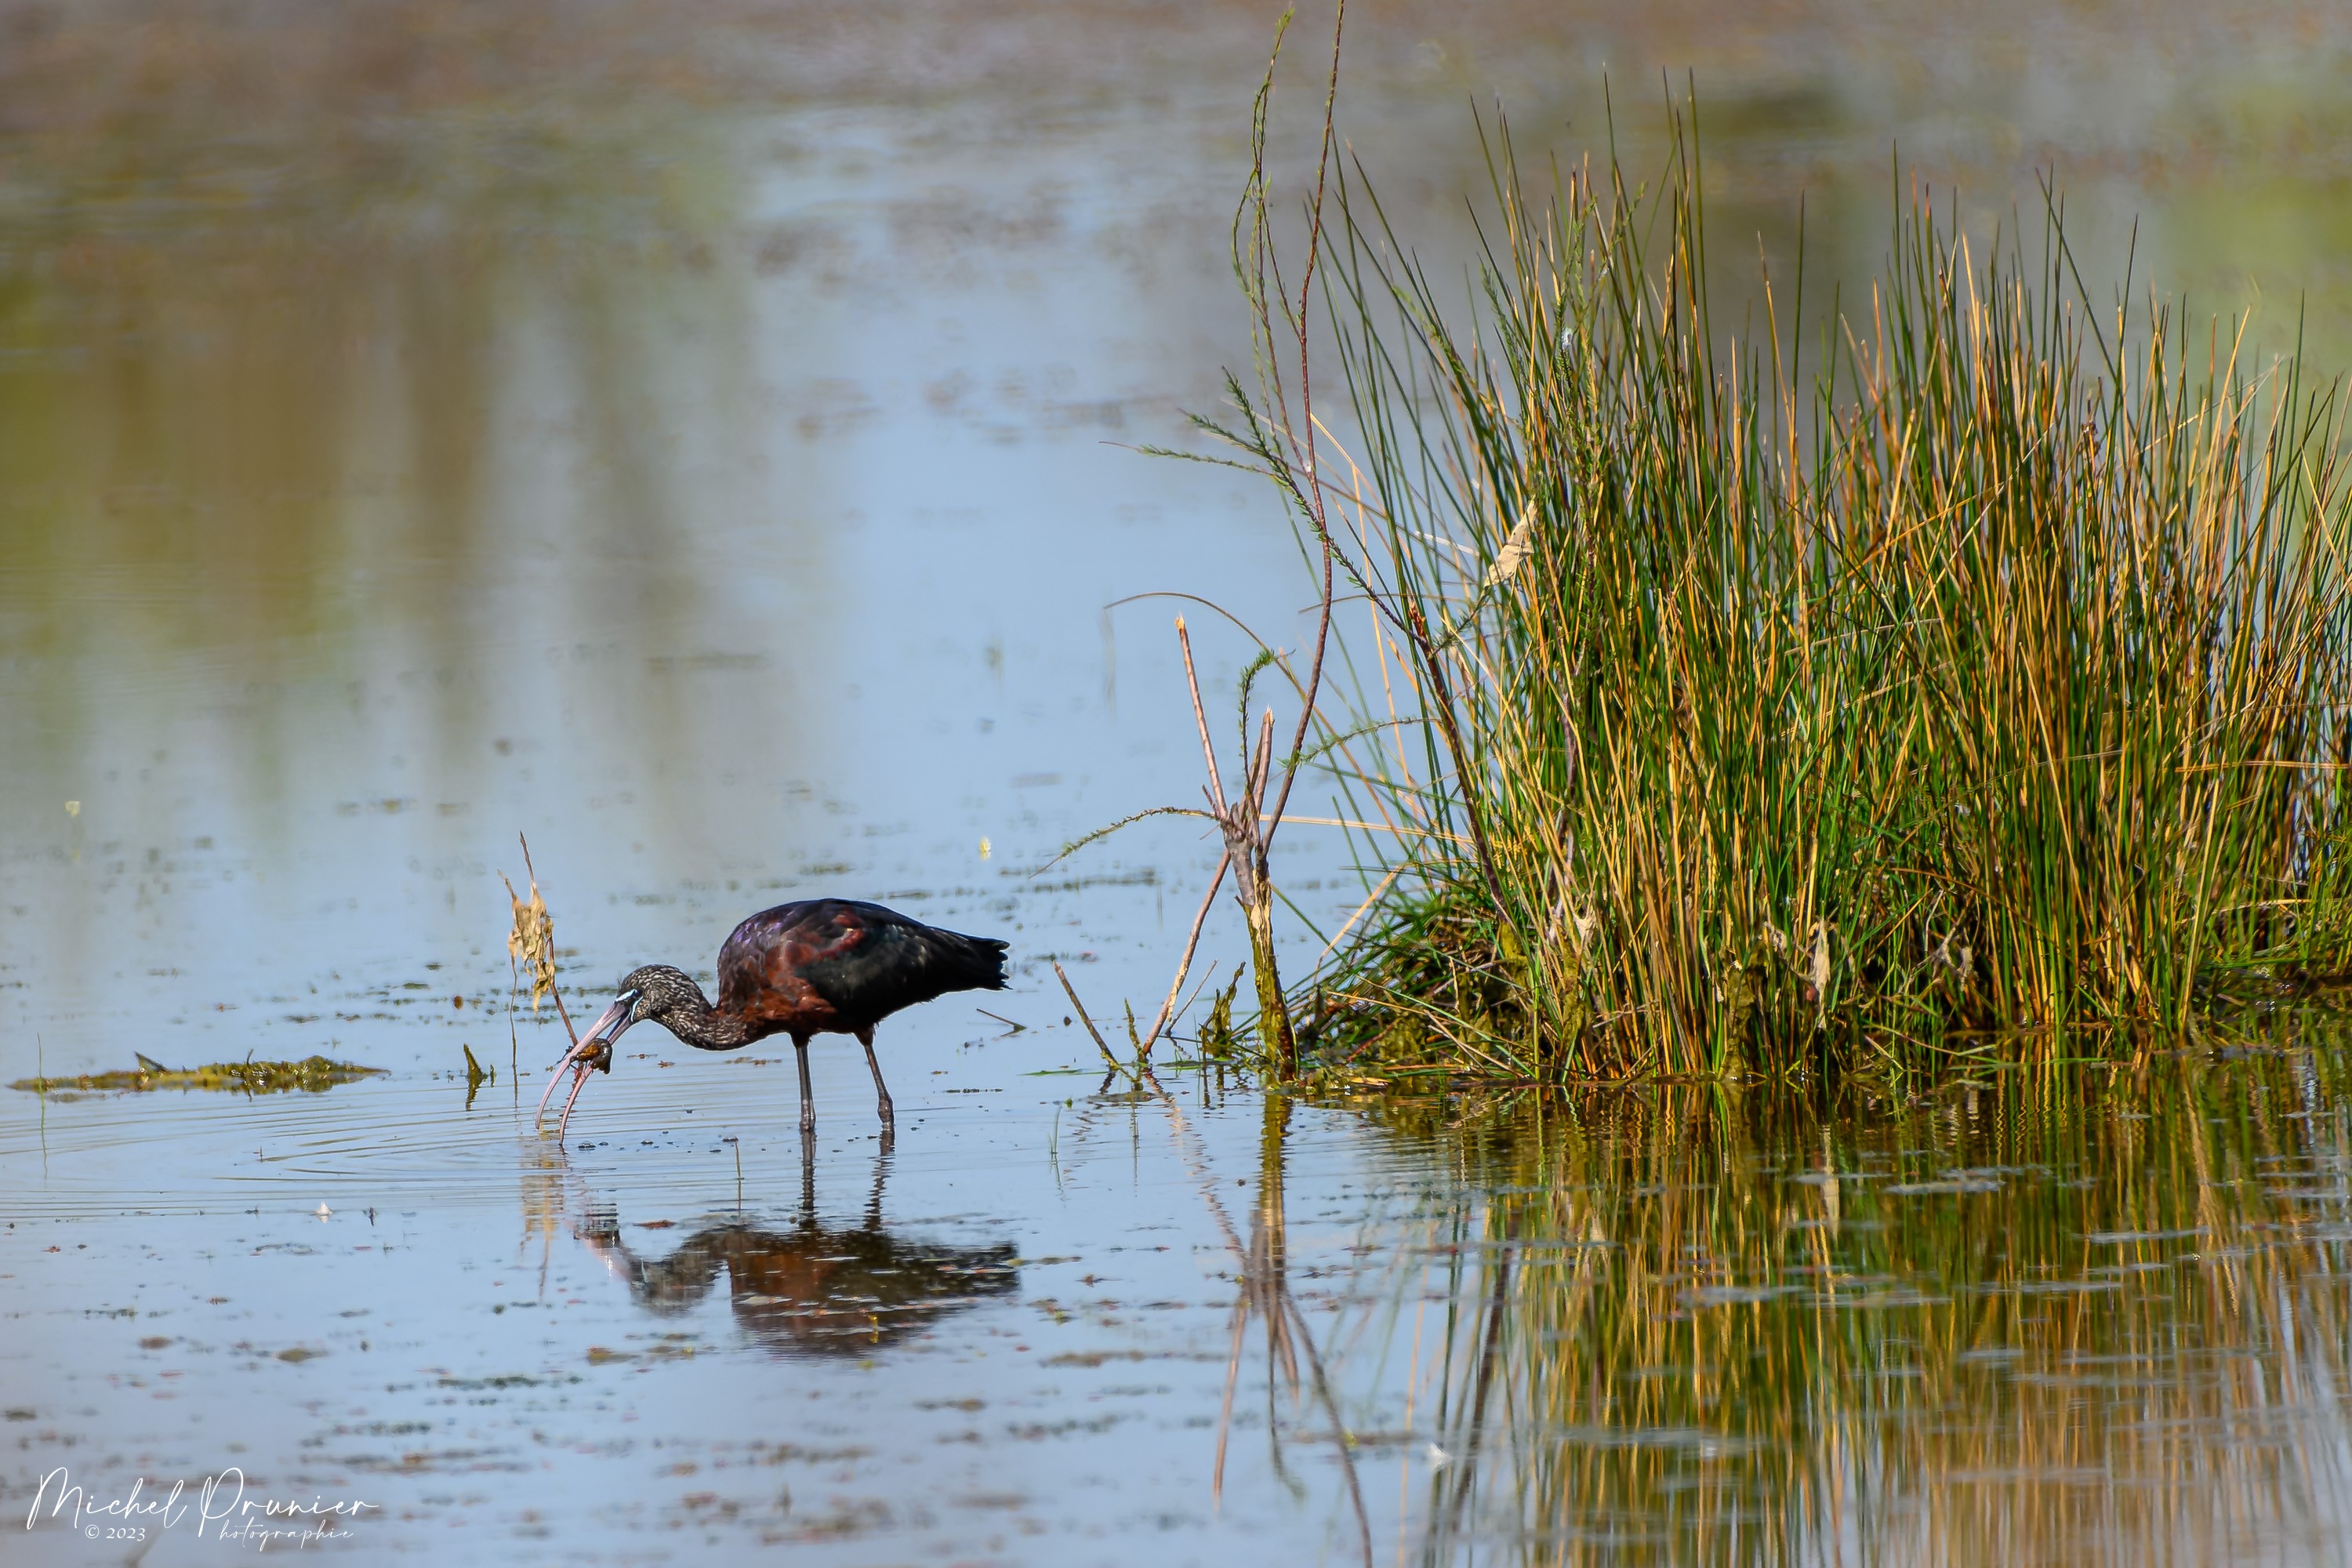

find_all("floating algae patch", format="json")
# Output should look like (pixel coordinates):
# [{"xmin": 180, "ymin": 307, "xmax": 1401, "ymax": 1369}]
[{"xmin": 11, "ymin": 1051, "xmax": 387, "ymax": 1098}]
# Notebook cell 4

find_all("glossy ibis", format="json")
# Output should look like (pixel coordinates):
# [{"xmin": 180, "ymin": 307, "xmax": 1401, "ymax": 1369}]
[{"xmin": 538, "ymin": 898, "xmax": 1009, "ymax": 1139}]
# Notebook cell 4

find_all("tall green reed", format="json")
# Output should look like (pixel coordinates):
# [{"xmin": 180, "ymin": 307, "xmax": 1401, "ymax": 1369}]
[{"xmin": 1277, "ymin": 109, "xmax": 2352, "ymax": 1078}]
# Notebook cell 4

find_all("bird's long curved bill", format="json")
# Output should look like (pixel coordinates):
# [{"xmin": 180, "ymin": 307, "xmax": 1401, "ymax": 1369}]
[{"xmin": 534, "ymin": 997, "xmax": 636, "ymax": 1133}]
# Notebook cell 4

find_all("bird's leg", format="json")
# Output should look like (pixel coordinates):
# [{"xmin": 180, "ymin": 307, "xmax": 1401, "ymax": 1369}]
[
  {"xmin": 793, "ymin": 1033, "xmax": 815, "ymax": 1135},
  {"xmin": 864, "ymin": 1143, "xmax": 889, "ymax": 1232},
  {"xmin": 857, "ymin": 1027, "xmax": 894, "ymax": 1128}
]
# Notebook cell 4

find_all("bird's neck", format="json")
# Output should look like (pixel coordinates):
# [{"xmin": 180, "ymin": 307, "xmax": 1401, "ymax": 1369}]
[{"xmin": 663, "ymin": 985, "xmax": 753, "ymax": 1050}]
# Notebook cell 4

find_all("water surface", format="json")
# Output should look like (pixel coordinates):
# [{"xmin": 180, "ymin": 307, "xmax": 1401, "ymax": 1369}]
[{"xmin": 5, "ymin": 2, "xmax": 2352, "ymax": 1561}]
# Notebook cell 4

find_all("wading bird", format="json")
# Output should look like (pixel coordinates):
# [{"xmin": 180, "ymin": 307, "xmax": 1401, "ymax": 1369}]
[{"xmin": 537, "ymin": 898, "xmax": 1008, "ymax": 1140}]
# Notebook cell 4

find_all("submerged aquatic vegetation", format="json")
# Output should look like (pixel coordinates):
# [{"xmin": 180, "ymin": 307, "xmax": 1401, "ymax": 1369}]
[
  {"xmin": 11, "ymin": 1052, "xmax": 384, "ymax": 1097},
  {"xmin": 1247, "ymin": 107, "xmax": 2352, "ymax": 1079}
]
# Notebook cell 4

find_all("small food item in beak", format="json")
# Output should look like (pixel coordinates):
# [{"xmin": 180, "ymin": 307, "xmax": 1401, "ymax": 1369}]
[{"xmin": 535, "ymin": 992, "xmax": 640, "ymax": 1135}]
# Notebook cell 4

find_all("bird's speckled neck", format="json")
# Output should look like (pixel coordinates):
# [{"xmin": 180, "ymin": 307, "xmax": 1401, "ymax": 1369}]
[{"xmin": 643, "ymin": 973, "xmax": 754, "ymax": 1051}]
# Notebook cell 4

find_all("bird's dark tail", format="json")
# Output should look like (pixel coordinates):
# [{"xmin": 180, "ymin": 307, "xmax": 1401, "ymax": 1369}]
[{"xmin": 938, "ymin": 930, "xmax": 1010, "ymax": 993}]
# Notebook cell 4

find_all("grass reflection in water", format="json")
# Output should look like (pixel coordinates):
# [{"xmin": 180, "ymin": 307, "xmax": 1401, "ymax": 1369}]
[{"xmin": 1337, "ymin": 1033, "xmax": 2352, "ymax": 1564}]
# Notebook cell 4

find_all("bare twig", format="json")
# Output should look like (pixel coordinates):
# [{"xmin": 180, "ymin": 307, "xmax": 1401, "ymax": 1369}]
[
  {"xmin": 1053, "ymin": 961, "xmax": 1126, "ymax": 1077},
  {"xmin": 1140, "ymin": 850, "xmax": 1232, "ymax": 1058},
  {"xmin": 1179, "ymin": 617, "xmax": 1231, "ymax": 812},
  {"xmin": 1177, "ymin": 615, "xmax": 1300, "ymax": 1073},
  {"xmin": 1080, "ymin": 2, "xmax": 1355, "ymax": 1085},
  {"xmin": 512, "ymin": 834, "xmax": 579, "ymax": 1047},
  {"xmin": 1258, "ymin": 0, "xmax": 1346, "ymax": 857}
]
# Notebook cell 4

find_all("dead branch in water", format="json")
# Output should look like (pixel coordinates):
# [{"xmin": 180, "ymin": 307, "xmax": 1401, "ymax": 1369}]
[
  {"xmin": 1138, "ymin": 849, "xmax": 1231, "ymax": 1058},
  {"xmin": 503, "ymin": 833, "xmax": 579, "ymax": 1062},
  {"xmin": 1064, "ymin": 2, "xmax": 1354, "ymax": 1081},
  {"xmin": 1053, "ymin": 960, "xmax": 1126, "ymax": 1079}
]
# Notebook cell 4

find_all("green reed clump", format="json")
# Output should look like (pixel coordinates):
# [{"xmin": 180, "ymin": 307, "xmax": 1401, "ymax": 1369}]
[{"xmin": 1289, "ymin": 118, "xmax": 2352, "ymax": 1078}]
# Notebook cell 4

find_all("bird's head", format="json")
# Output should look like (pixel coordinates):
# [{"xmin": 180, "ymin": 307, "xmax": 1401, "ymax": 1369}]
[
  {"xmin": 536, "ymin": 964, "xmax": 710, "ymax": 1135},
  {"xmin": 578, "ymin": 964, "xmax": 705, "ymax": 1052}
]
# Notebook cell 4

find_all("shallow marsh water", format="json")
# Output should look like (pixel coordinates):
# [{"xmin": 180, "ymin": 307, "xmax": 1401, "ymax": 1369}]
[{"xmin": 6, "ymin": 2, "xmax": 2352, "ymax": 1562}]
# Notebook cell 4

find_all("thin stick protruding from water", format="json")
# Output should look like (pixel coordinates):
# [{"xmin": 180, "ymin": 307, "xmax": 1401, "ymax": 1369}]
[
  {"xmin": 1138, "ymin": 849, "xmax": 1231, "ymax": 1058},
  {"xmin": 519, "ymin": 834, "xmax": 579, "ymax": 1047},
  {"xmin": 1053, "ymin": 961, "xmax": 1124, "ymax": 1076}
]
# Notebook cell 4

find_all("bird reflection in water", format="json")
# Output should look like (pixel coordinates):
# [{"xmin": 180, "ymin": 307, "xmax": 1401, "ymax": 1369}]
[{"xmin": 573, "ymin": 1148, "xmax": 1019, "ymax": 1358}]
